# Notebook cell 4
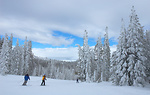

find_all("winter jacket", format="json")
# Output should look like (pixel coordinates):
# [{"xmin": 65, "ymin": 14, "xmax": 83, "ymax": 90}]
[
  {"xmin": 42, "ymin": 75, "xmax": 46, "ymax": 80},
  {"xmin": 24, "ymin": 75, "xmax": 30, "ymax": 81}
]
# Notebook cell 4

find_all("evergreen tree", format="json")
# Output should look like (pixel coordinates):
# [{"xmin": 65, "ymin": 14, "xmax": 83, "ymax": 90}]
[
  {"xmin": 12, "ymin": 39, "xmax": 22, "ymax": 74},
  {"xmin": 77, "ymin": 30, "xmax": 91, "ymax": 82},
  {"xmin": 83, "ymin": 30, "xmax": 92, "ymax": 82},
  {"xmin": 8, "ymin": 34, "xmax": 13, "ymax": 73},
  {"xmin": 0, "ymin": 34, "xmax": 11, "ymax": 75},
  {"xmin": 111, "ymin": 19, "xmax": 128, "ymax": 85},
  {"xmin": 94, "ymin": 35, "xmax": 103, "ymax": 82},
  {"xmin": 26, "ymin": 40, "xmax": 34, "ymax": 75},
  {"xmin": 112, "ymin": 6, "xmax": 147, "ymax": 86},
  {"xmin": 126, "ymin": 6, "xmax": 146, "ymax": 86},
  {"xmin": 102, "ymin": 27, "xmax": 110, "ymax": 81},
  {"xmin": 76, "ymin": 44, "xmax": 85, "ymax": 81},
  {"xmin": 22, "ymin": 37, "xmax": 28, "ymax": 75}
]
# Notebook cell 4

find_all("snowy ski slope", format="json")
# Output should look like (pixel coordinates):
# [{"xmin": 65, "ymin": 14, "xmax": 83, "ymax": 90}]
[{"xmin": 0, "ymin": 75, "xmax": 150, "ymax": 95}]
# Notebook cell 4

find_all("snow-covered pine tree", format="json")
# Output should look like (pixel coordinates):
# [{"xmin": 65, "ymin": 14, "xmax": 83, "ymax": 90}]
[
  {"xmin": 83, "ymin": 30, "xmax": 92, "ymax": 82},
  {"xmin": 111, "ymin": 18, "xmax": 128, "ymax": 86},
  {"xmin": 8, "ymin": 34, "xmax": 13, "ymax": 73},
  {"xmin": 94, "ymin": 35, "xmax": 103, "ymax": 82},
  {"xmin": 102, "ymin": 27, "xmax": 110, "ymax": 81},
  {"xmin": 76, "ymin": 30, "xmax": 92, "ymax": 82},
  {"xmin": 76, "ymin": 44, "xmax": 86, "ymax": 81},
  {"xmin": 26, "ymin": 40, "xmax": 34, "ymax": 75},
  {"xmin": 21, "ymin": 37, "xmax": 28, "ymax": 75},
  {"xmin": 11, "ymin": 39, "xmax": 22, "ymax": 75},
  {"xmin": 126, "ymin": 6, "xmax": 146, "ymax": 86},
  {"xmin": 0, "ymin": 34, "xmax": 11, "ymax": 75}
]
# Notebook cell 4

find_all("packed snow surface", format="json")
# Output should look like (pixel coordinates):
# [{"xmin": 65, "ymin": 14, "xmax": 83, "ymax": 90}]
[{"xmin": 0, "ymin": 75, "xmax": 150, "ymax": 95}]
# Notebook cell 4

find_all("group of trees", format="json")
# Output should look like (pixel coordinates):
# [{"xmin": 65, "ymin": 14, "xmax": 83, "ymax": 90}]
[
  {"xmin": 110, "ymin": 6, "xmax": 150, "ymax": 86},
  {"xmin": 0, "ymin": 34, "xmax": 77, "ymax": 80},
  {"xmin": 76, "ymin": 28, "xmax": 110, "ymax": 83},
  {"xmin": 0, "ymin": 6, "xmax": 150, "ymax": 86},
  {"xmin": 77, "ymin": 6, "xmax": 150, "ymax": 86},
  {"xmin": 0, "ymin": 35, "xmax": 34, "ymax": 75}
]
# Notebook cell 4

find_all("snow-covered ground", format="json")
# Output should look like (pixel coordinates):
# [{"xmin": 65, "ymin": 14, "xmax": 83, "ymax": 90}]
[{"xmin": 0, "ymin": 75, "xmax": 150, "ymax": 95}]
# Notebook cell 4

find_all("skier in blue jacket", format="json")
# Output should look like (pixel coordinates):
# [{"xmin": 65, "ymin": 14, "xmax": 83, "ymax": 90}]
[{"xmin": 22, "ymin": 74, "xmax": 30, "ymax": 85}]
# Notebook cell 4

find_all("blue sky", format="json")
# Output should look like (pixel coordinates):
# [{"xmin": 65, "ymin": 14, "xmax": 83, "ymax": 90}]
[
  {"xmin": 2, "ymin": 31, "xmax": 118, "ymax": 48},
  {"xmin": 0, "ymin": 0, "xmax": 150, "ymax": 60}
]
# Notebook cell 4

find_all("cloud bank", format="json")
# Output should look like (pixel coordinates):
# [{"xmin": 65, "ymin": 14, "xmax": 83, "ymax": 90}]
[
  {"xmin": 32, "ymin": 45, "xmax": 117, "ymax": 61},
  {"xmin": 0, "ymin": 0, "xmax": 150, "ymax": 46}
]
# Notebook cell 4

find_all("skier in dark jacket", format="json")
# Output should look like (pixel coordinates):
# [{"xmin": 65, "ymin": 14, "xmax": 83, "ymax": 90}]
[
  {"xmin": 76, "ymin": 78, "xmax": 79, "ymax": 83},
  {"xmin": 41, "ymin": 74, "xmax": 46, "ymax": 86},
  {"xmin": 22, "ymin": 74, "xmax": 30, "ymax": 85}
]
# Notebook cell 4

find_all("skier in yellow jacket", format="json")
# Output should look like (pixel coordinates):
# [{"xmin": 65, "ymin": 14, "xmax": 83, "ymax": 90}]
[{"xmin": 41, "ymin": 74, "xmax": 46, "ymax": 86}]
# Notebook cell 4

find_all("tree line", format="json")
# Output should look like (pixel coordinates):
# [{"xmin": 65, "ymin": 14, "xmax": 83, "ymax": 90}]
[{"xmin": 0, "ymin": 34, "xmax": 78, "ymax": 80}]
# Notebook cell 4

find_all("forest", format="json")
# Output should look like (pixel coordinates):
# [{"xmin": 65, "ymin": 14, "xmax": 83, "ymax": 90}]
[{"xmin": 0, "ymin": 6, "xmax": 150, "ymax": 86}]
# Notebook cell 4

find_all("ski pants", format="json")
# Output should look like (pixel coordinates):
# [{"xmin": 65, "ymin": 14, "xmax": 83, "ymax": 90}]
[
  {"xmin": 41, "ymin": 80, "xmax": 45, "ymax": 85},
  {"xmin": 23, "ymin": 80, "xmax": 28, "ymax": 85}
]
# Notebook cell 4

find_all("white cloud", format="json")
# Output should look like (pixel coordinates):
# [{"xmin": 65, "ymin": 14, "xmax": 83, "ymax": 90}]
[
  {"xmin": 32, "ymin": 47, "xmax": 78, "ymax": 61},
  {"xmin": 32, "ymin": 45, "xmax": 117, "ymax": 61},
  {"xmin": 0, "ymin": 0, "xmax": 150, "ymax": 46},
  {"xmin": 0, "ymin": 18, "xmax": 74, "ymax": 46}
]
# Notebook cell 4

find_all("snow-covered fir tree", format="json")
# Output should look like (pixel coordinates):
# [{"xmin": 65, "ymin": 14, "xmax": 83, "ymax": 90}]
[
  {"xmin": 76, "ymin": 44, "xmax": 85, "ymax": 81},
  {"xmin": 77, "ymin": 30, "xmax": 92, "ymax": 82},
  {"xmin": 83, "ymin": 30, "xmax": 92, "ymax": 82},
  {"xmin": 26, "ymin": 40, "xmax": 34, "ymax": 75},
  {"xmin": 102, "ymin": 27, "xmax": 110, "ymax": 81},
  {"xmin": 22, "ymin": 37, "xmax": 28, "ymax": 75},
  {"xmin": 111, "ymin": 19, "xmax": 128, "ymax": 85},
  {"xmin": 8, "ymin": 34, "xmax": 13, "ymax": 73},
  {"xmin": 126, "ymin": 6, "xmax": 146, "ymax": 86},
  {"xmin": 11, "ymin": 39, "xmax": 22, "ymax": 74},
  {"xmin": 94, "ymin": 35, "xmax": 103, "ymax": 82},
  {"xmin": 0, "ymin": 34, "xmax": 12, "ymax": 75},
  {"xmin": 111, "ymin": 6, "xmax": 147, "ymax": 86}
]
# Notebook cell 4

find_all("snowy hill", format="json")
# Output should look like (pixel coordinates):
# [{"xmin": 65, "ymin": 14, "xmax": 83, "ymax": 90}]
[{"xmin": 0, "ymin": 75, "xmax": 150, "ymax": 95}]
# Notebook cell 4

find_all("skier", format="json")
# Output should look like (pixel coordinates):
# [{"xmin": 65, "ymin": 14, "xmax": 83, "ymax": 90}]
[
  {"xmin": 41, "ymin": 74, "xmax": 46, "ymax": 86},
  {"xmin": 22, "ymin": 74, "xmax": 30, "ymax": 85},
  {"xmin": 76, "ymin": 78, "xmax": 79, "ymax": 83}
]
